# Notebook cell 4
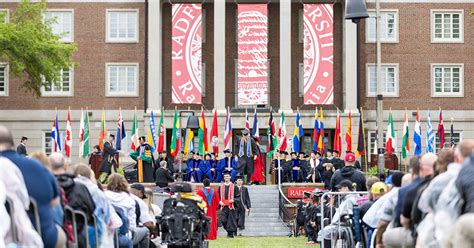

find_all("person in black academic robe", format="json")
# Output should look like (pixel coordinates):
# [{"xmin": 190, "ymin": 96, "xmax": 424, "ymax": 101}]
[
  {"xmin": 299, "ymin": 152, "xmax": 310, "ymax": 182},
  {"xmin": 271, "ymin": 150, "xmax": 287, "ymax": 183},
  {"xmin": 332, "ymin": 150, "xmax": 345, "ymax": 170},
  {"xmin": 218, "ymin": 171, "xmax": 238, "ymax": 238},
  {"xmin": 291, "ymin": 152, "xmax": 303, "ymax": 182},
  {"xmin": 156, "ymin": 150, "xmax": 174, "ymax": 176},
  {"xmin": 234, "ymin": 176, "xmax": 251, "ymax": 234},
  {"xmin": 99, "ymin": 134, "xmax": 118, "ymax": 183},
  {"xmin": 234, "ymin": 129, "xmax": 260, "ymax": 183}
]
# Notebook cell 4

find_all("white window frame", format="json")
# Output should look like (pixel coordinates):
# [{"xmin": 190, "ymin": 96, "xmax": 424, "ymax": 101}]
[
  {"xmin": 106, "ymin": 9, "xmax": 139, "ymax": 43},
  {"xmin": 0, "ymin": 63, "xmax": 9, "ymax": 97},
  {"xmin": 41, "ymin": 68, "xmax": 74, "ymax": 97},
  {"xmin": 366, "ymin": 9, "xmax": 399, "ymax": 43},
  {"xmin": 435, "ymin": 130, "xmax": 461, "ymax": 153},
  {"xmin": 366, "ymin": 63, "xmax": 399, "ymax": 97},
  {"xmin": 106, "ymin": 63, "xmax": 139, "ymax": 97},
  {"xmin": 43, "ymin": 131, "xmax": 52, "ymax": 156},
  {"xmin": 431, "ymin": 10, "xmax": 464, "ymax": 43},
  {"xmin": 368, "ymin": 131, "xmax": 397, "ymax": 155},
  {"xmin": 44, "ymin": 9, "xmax": 74, "ymax": 43},
  {"xmin": 431, "ymin": 63, "xmax": 464, "ymax": 97},
  {"xmin": 0, "ymin": 9, "xmax": 9, "ymax": 22}
]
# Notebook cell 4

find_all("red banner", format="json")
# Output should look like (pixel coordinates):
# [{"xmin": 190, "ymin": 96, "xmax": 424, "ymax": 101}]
[
  {"xmin": 303, "ymin": 4, "xmax": 334, "ymax": 105},
  {"xmin": 237, "ymin": 4, "xmax": 268, "ymax": 106},
  {"xmin": 171, "ymin": 4, "xmax": 202, "ymax": 104},
  {"xmin": 287, "ymin": 186, "xmax": 325, "ymax": 199}
]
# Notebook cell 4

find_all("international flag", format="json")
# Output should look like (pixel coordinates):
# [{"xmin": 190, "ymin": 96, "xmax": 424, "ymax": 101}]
[
  {"xmin": 312, "ymin": 110, "xmax": 320, "ymax": 152},
  {"xmin": 385, "ymin": 111, "xmax": 395, "ymax": 155},
  {"xmin": 278, "ymin": 112, "xmax": 287, "ymax": 152},
  {"xmin": 65, "ymin": 109, "xmax": 72, "ymax": 158},
  {"xmin": 317, "ymin": 108, "xmax": 325, "ymax": 154},
  {"xmin": 437, "ymin": 109, "xmax": 445, "ymax": 150},
  {"xmin": 223, "ymin": 107, "xmax": 232, "ymax": 151},
  {"xmin": 401, "ymin": 111, "xmax": 410, "ymax": 159},
  {"xmin": 157, "ymin": 108, "xmax": 166, "ymax": 153},
  {"xmin": 267, "ymin": 109, "xmax": 277, "ymax": 158},
  {"xmin": 82, "ymin": 109, "xmax": 90, "ymax": 158},
  {"xmin": 79, "ymin": 108, "xmax": 85, "ymax": 158},
  {"xmin": 130, "ymin": 108, "xmax": 139, "ymax": 151},
  {"xmin": 426, "ymin": 111, "xmax": 434, "ymax": 153},
  {"xmin": 115, "ymin": 109, "xmax": 126, "ymax": 151},
  {"xmin": 170, "ymin": 108, "xmax": 181, "ymax": 157},
  {"xmin": 356, "ymin": 108, "xmax": 366, "ymax": 156},
  {"xmin": 245, "ymin": 109, "xmax": 250, "ymax": 133},
  {"xmin": 210, "ymin": 109, "xmax": 219, "ymax": 154},
  {"xmin": 345, "ymin": 112, "xmax": 352, "ymax": 152},
  {"xmin": 252, "ymin": 109, "xmax": 260, "ymax": 144},
  {"xmin": 198, "ymin": 108, "xmax": 209, "ymax": 154},
  {"xmin": 292, "ymin": 111, "xmax": 303, "ymax": 153},
  {"xmin": 98, "ymin": 109, "xmax": 107, "ymax": 151},
  {"xmin": 147, "ymin": 110, "xmax": 158, "ymax": 152},
  {"xmin": 413, "ymin": 111, "xmax": 422, "ymax": 156},
  {"xmin": 450, "ymin": 121, "xmax": 455, "ymax": 149},
  {"xmin": 184, "ymin": 113, "xmax": 195, "ymax": 155},
  {"xmin": 333, "ymin": 109, "xmax": 342, "ymax": 154},
  {"xmin": 373, "ymin": 126, "xmax": 378, "ymax": 155},
  {"xmin": 51, "ymin": 113, "xmax": 62, "ymax": 152}
]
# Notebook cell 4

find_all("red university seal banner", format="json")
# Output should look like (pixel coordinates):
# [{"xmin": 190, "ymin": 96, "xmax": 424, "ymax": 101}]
[
  {"xmin": 171, "ymin": 4, "xmax": 202, "ymax": 104},
  {"xmin": 303, "ymin": 4, "xmax": 334, "ymax": 105},
  {"xmin": 237, "ymin": 4, "xmax": 268, "ymax": 106}
]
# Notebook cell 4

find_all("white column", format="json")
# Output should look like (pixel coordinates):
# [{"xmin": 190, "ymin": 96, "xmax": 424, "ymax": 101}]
[
  {"xmin": 280, "ymin": 0, "xmax": 292, "ymax": 112},
  {"xmin": 342, "ymin": 17, "xmax": 358, "ymax": 112},
  {"xmin": 214, "ymin": 0, "xmax": 226, "ymax": 112},
  {"xmin": 147, "ymin": 0, "xmax": 162, "ymax": 112}
]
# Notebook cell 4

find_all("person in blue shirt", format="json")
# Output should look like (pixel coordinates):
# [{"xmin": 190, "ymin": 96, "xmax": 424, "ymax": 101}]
[
  {"xmin": 217, "ymin": 149, "xmax": 237, "ymax": 182},
  {"xmin": 0, "ymin": 126, "xmax": 66, "ymax": 248}
]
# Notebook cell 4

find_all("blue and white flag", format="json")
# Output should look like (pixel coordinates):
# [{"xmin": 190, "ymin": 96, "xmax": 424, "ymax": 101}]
[
  {"xmin": 115, "ymin": 110, "xmax": 126, "ymax": 150},
  {"xmin": 51, "ymin": 114, "xmax": 62, "ymax": 152},
  {"xmin": 414, "ymin": 112, "xmax": 422, "ymax": 156},
  {"xmin": 426, "ymin": 112, "xmax": 434, "ymax": 153}
]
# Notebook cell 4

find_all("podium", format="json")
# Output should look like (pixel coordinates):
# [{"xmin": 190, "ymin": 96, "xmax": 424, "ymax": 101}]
[
  {"xmin": 89, "ymin": 154, "xmax": 120, "ymax": 180},
  {"xmin": 370, "ymin": 154, "xmax": 399, "ymax": 171}
]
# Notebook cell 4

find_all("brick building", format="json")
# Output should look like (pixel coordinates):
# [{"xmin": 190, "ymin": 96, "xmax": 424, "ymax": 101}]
[{"xmin": 0, "ymin": 0, "xmax": 472, "ymax": 171}]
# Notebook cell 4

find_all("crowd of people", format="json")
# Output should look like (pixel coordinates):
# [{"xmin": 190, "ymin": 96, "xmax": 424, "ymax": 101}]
[{"xmin": 296, "ymin": 140, "xmax": 474, "ymax": 247}]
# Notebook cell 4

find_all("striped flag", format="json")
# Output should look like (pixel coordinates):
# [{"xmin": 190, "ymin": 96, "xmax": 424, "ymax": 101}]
[
  {"xmin": 312, "ymin": 110, "xmax": 319, "ymax": 152},
  {"xmin": 317, "ymin": 108, "xmax": 325, "ymax": 154},
  {"xmin": 79, "ymin": 108, "xmax": 85, "ymax": 158},
  {"xmin": 267, "ymin": 109, "xmax": 277, "ymax": 157},
  {"xmin": 157, "ymin": 108, "xmax": 166, "ymax": 153},
  {"xmin": 426, "ymin": 111, "xmax": 434, "ymax": 153},
  {"xmin": 278, "ymin": 112, "xmax": 287, "ymax": 152},
  {"xmin": 414, "ymin": 111, "xmax": 422, "ymax": 156},
  {"xmin": 130, "ymin": 108, "xmax": 139, "ymax": 151},
  {"xmin": 51, "ymin": 113, "xmax": 62, "ymax": 152},
  {"xmin": 385, "ymin": 111, "xmax": 395, "ymax": 155},
  {"xmin": 170, "ymin": 108, "xmax": 181, "ymax": 157},
  {"xmin": 115, "ymin": 109, "xmax": 126, "ymax": 151},
  {"xmin": 333, "ymin": 110, "xmax": 342, "ymax": 154},
  {"xmin": 292, "ymin": 110, "xmax": 303, "ymax": 153},
  {"xmin": 401, "ymin": 111, "xmax": 410, "ymax": 159},
  {"xmin": 252, "ymin": 109, "xmax": 260, "ymax": 144},
  {"xmin": 65, "ymin": 109, "xmax": 72, "ymax": 158},
  {"xmin": 148, "ymin": 110, "xmax": 158, "ymax": 152},
  {"xmin": 82, "ymin": 109, "xmax": 90, "ymax": 158},
  {"xmin": 245, "ymin": 109, "xmax": 250, "ymax": 133},
  {"xmin": 437, "ymin": 109, "xmax": 445, "ymax": 150},
  {"xmin": 223, "ymin": 107, "xmax": 232, "ymax": 151},
  {"xmin": 198, "ymin": 108, "xmax": 209, "ymax": 154},
  {"xmin": 345, "ymin": 112, "xmax": 352, "ymax": 152}
]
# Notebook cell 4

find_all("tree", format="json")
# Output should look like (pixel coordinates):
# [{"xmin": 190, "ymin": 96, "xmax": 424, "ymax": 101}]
[{"xmin": 0, "ymin": 0, "xmax": 76, "ymax": 97}]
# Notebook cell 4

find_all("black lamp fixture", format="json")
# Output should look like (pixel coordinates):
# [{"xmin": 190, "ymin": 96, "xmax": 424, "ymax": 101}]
[
  {"xmin": 345, "ymin": 0, "xmax": 369, "ymax": 23},
  {"xmin": 186, "ymin": 115, "xmax": 200, "ymax": 130}
]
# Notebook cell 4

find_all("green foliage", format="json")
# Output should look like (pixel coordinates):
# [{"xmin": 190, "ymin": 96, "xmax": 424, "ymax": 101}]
[
  {"xmin": 368, "ymin": 166, "xmax": 389, "ymax": 177},
  {"xmin": 0, "ymin": 0, "xmax": 76, "ymax": 96}
]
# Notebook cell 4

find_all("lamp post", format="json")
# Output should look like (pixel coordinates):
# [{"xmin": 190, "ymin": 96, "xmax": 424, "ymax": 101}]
[{"xmin": 375, "ymin": 0, "xmax": 385, "ymax": 175}]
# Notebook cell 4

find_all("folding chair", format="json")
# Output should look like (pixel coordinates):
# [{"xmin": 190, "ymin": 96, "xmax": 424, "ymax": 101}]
[
  {"xmin": 91, "ymin": 215, "xmax": 99, "ymax": 248},
  {"xmin": 64, "ymin": 205, "xmax": 77, "ymax": 248},
  {"xmin": 74, "ymin": 210, "xmax": 89, "ymax": 248},
  {"xmin": 5, "ymin": 196, "xmax": 18, "ymax": 243},
  {"xmin": 28, "ymin": 197, "xmax": 41, "ymax": 237}
]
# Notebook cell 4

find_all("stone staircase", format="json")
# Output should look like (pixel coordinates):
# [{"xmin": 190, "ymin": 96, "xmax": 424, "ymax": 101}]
[{"xmin": 218, "ymin": 185, "xmax": 291, "ymax": 237}]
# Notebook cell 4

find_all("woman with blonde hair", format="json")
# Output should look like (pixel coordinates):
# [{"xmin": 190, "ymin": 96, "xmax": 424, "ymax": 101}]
[{"xmin": 30, "ymin": 151, "xmax": 52, "ymax": 171}]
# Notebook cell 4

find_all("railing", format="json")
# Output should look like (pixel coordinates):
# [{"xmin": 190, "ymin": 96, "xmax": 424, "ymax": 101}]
[{"xmin": 275, "ymin": 159, "xmax": 297, "ymax": 236}]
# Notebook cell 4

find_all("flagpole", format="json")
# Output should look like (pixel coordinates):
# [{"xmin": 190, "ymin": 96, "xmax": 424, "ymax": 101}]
[
  {"xmin": 67, "ymin": 106, "xmax": 71, "ymax": 164},
  {"xmin": 361, "ymin": 107, "xmax": 368, "ymax": 175}
]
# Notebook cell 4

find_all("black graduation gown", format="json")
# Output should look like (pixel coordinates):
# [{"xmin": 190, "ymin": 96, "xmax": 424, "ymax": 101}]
[
  {"xmin": 99, "ymin": 141, "xmax": 117, "ymax": 174},
  {"xmin": 235, "ymin": 185, "xmax": 251, "ymax": 230},
  {"xmin": 218, "ymin": 183, "xmax": 238, "ymax": 234},
  {"xmin": 234, "ymin": 136, "xmax": 260, "ymax": 177}
]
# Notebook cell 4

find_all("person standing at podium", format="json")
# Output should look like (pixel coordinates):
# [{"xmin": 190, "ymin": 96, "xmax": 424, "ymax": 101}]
[{"xmin": 131, "ymin": 136, "xmax": 156, "ymax": 182}]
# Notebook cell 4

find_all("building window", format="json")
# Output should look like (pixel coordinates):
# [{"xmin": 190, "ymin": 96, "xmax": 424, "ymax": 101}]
[
  {"xmin": 432, "ymin": 64, "xmax": 463, "ymax": 97},
  {"xmin": 368, "ymin": 131, "xmax": 393, "ymax": 155},
  {"xmin": 106, "ymin": 63, "xmax": 139, "ymax": 97},
  {"xmin": 0, "ymin": 9, "xmax": 9, "ymax": 23},
  {"xmin": 44, "ymin": 132, "xmax": 52, "ymax": 156},
  {"xmin": 436, "ymin": 131, "xmax": 461, "ymax": 152},
  {"xmin": 106, "ymin": 10, "xmax": 139, "ymax": 43},
  {"xmin": 366, "ymin": 10, "xmax": 398, "ymax": 43},
  {"xmin": 0, "ymin": 64, "xmax": 8, "ymax": 96},
  {"xmin": 44, "ymin": 10, "xmax": 74, "ymax": 43},
  {"xmin": 431, "ymin": 10, "xmax": 463, "ymax": 43},
  {"xmin": 366, "ymin": 64, "xmax": 399, "ymax": 97},
  {"xmin": 42, "ymin": 68, "xmax": 74, "ymax": 97}
]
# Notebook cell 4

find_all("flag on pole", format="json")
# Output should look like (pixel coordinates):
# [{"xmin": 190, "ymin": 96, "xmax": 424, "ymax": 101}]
[
  {"xmin": 130, "ymin": 108, "xmax": 139, "ymax": 151},
  {"xmin": 426, "ymin": 111, "xmax": 434, "ymax": 153},
  {"xmin": 170, "ymin": 108, "xmax": 181, "ymax": 157},
  {"xmin": 245, "ymin": 109, "xmax": 250, "ymax": 133},
  {"xmin": 157, "ymin": 108, "xmax": 166, "ymax": 153},
  {"xmin": 356, "ymin": 108, "xmax": 366, "ymax": 156},
  {"xmin": 184, "ymin": 113, "xmax": 195, "ymax": 155},
  {"xmin": 252, "ymin": 109, "xmax": 260, "ymax": 144},
  {"xmin": 450, "ymin": 120, "xmax": 455, "ymax": 149},
  {"xmin": 345, "ymin": 112, "xmax": 352, "ymax": 152},
  {"xmin": 278, "ymin": 112, "xmax": 287, "ymax": 152},
  {"xmin": 115, "ymin": 109, "xmax": 126, "ymax": 151},
  {"xmin": 223, "ymin": 107, "xmax": 232, "ymax": 151},
  {"xmin": 401, "ymin": 111, "xmax": 410, "ymax": 159},
  {"xmin": 79, "ymin": 109, "xmax": 85, "ymax": 158},
  {"xmin": 312, "ymin": 110, "xmax": 320, "ymax": 152},
  {"xmin": 414, "ymin": 111, "xmax": 422, "ymax": 156},
  {"xmin": 82, "ymin": 109, "xmax": 90, "ymax": 158},
  {"xmin": 147, "ymin": 110, "xmax": 158, "ymax": 152},
  {"xmin": 51, "ymin": 113, "xmax": 62, "ymax": 152},
  {"xmin": 317, "ymin": 108, "xmax": 325, "ymax": 154},
  {"xmin": 437, "ymin": 109, "xmax": 445, "ymax": 150},
  {"xmin": 198, "ymin": 108, "xmax": 209, "ymax": 154},
  {"xmin": 385, "ymin": 111, "xmax": 395, "ymax": 155},
  {"xmin": 267, "ymin": 109, "xmax": 278, "ymax": 157},
  {"xmin": 292, "ymin": 111, "xmax": 303, "ymax": 153},
  {"xmin": 65, "ymin": 109, "xmax": 72, "ymax": 158},
  {"xmin": 373, "ymin": 126, "xmax": 378, "ymax": 155},
  {"xmin": 98, "ymin": 109, "xmax": 107, "ymax": 151},
  {"xmin": 210, "ymin": 109, "xmax": 219, "ymax": 154},
  {"xmin": 333, "ymin": 109, "xmax": 342, "ymax": 154}
]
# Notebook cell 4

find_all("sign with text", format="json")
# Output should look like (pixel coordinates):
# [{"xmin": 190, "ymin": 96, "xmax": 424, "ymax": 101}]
[
  {"xmin": 287, "ymin": 186, "xmax": 324, "ymax": 199},
  {"xmin": 303, "ymin": 4, "xmax": 334, "ymax": 105},
  {"xmin": 237, "ymin": 4, "xmax": 268, "ymax": 106},
  {"xmin": 171, "ymin": 4, "xmax": 202, "ymax": 104}
]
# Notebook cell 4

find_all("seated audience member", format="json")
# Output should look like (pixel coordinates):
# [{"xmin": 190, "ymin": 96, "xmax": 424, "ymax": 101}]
[
  {"xmin": 155, "ymin": 161, "xmax": 175, "ymax": 188},
  {"xmin": 0, "ymin": 126, "xmax": 65, "ymax": 248},
  {"xmin": 30, "ymin": 151, "xmax": 52, "ymax": 172},
  {"xmin": 145, "ymin": 189, "xmax": 162, "ymax": 247},
  {"xmin": 357, "ymin": 176, "xmax": 380, "ymax": 206},
  {"xmin": 105, "ymin": 174, "xmax": 150, "ymax": 248},
  {"xmin": 329, "ymin": 153, "xmax": 367, "ymax": 191},
  {"xmin": 130, "ymin": 184, "xmax": 157, "ymax": 239}
]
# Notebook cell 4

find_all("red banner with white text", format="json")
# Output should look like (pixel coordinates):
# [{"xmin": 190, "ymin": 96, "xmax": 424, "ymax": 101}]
[
  {"xmin": 171, "ymin": 4, "xmax": 202, "ymax": 104},
  {"xmin": 237, "ymin": 4, "xmax": 268, "ymax": 106},
  {"xmin": 303, "ymin": 4, "xmax": 334, "ymax": 105}
]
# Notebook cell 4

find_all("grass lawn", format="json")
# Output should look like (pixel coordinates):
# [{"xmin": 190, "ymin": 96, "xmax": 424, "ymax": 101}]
[{"xmin": 208, "ymin": 236, "xmax": 320, "ymax": 248}]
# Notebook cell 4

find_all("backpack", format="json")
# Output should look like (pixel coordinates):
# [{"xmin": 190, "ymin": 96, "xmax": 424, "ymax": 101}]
[{"xmin": 59, "ymin": 187, "xmax": 75, "ymax": 242}]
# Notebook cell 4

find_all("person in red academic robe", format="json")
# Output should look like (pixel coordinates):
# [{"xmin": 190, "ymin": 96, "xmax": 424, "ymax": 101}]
[
  {"xmin": 250, "ymin": 153, "xmax": 265, "ymax": 184},
  {"xmin": 197, "ymin": 178, "xmax": 220, "ymax": 240}
]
